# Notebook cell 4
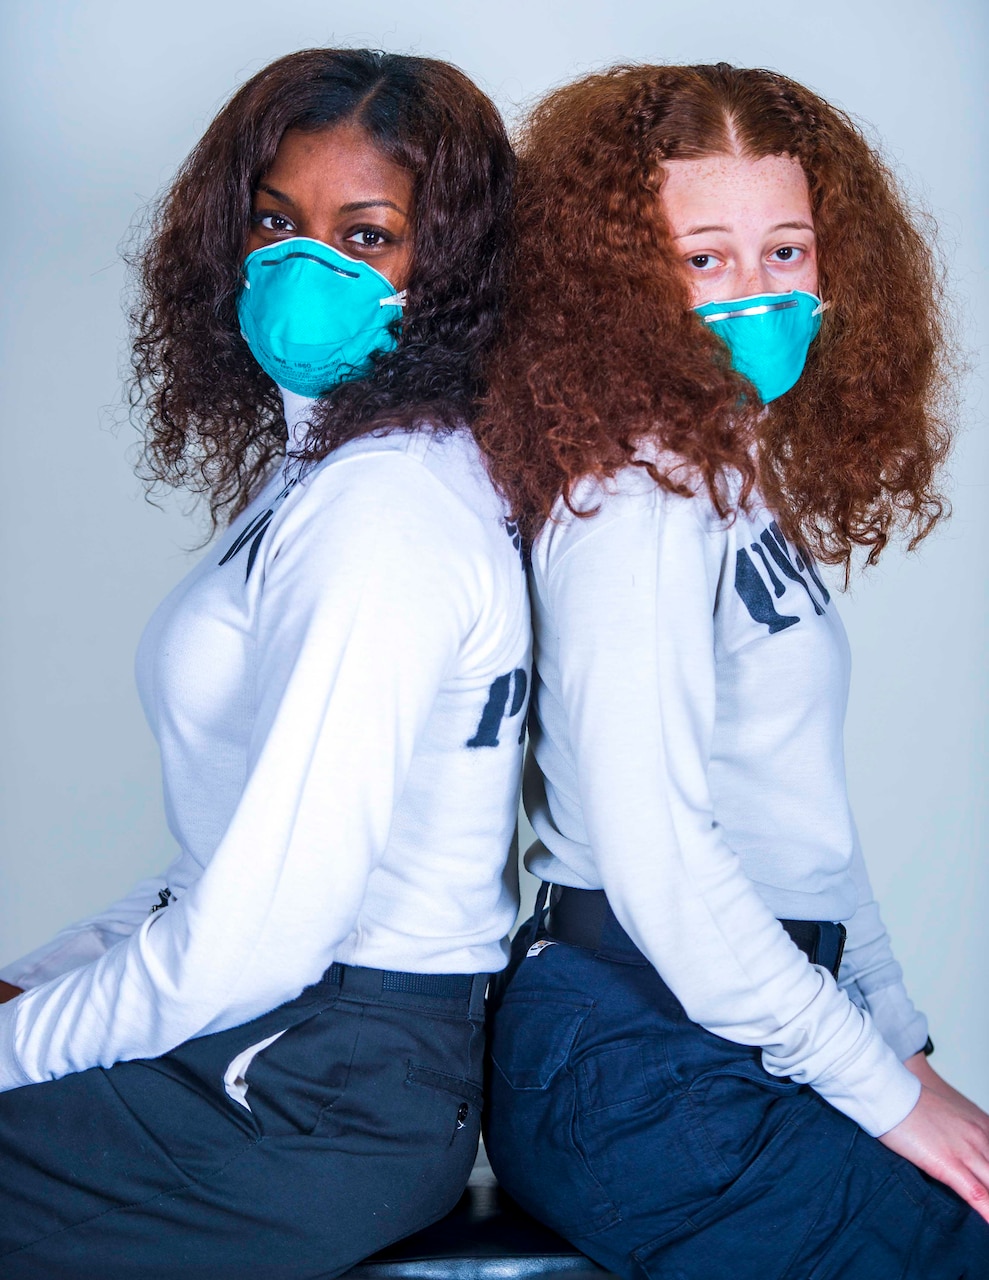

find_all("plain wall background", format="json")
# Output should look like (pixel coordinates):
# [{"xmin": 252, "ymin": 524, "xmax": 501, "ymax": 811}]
[{"xmin": 0, "ymin": 0, "xmax": 985, "ymax": 1105}]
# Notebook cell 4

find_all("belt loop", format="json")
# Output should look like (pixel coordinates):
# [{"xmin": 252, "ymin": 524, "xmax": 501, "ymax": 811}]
[
  {"xmin": 469, "ymin": 974, "xmax": 489, "ymax": 1020},
  {"xmin": 524, "ymin": 881, "xmax": 551, "ymax": 952}
]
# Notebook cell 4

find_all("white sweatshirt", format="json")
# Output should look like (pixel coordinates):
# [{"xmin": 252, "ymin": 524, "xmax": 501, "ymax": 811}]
[
  {"xmin": 0, "ymin": 402, "xmax": 530, "ymax": 1092},
  {"xmin": 524, "ymin": 464, "xmax": 927, "ymax": 1137}
]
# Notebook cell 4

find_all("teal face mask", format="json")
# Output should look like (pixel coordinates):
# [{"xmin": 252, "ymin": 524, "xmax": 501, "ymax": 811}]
[
  {"xmin": 694, "ymin": 290, "xmax": 827, "ymax": 404},
  {"xmin": 237, "ymin": 237, "xmax": 405, "ymax": 397}
]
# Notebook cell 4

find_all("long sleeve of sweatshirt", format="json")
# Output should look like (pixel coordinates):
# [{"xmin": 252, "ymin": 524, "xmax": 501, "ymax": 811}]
[
  {"xmin": 0, "ymin": 873, "xmax": 175, "ymax": 989},
  {"xmin": 838, "ymin": 834, "xmax": 929, "ymax": 1062}
]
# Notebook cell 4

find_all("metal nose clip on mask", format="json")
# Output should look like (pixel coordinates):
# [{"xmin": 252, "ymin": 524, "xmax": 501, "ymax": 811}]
[
  {"xmin": 694, "ymin": 290, "xmax": 828, "ymax": 404},
  {"xmin": 237, "ymin": 237, "xmax": 406, "ymax": 398}
]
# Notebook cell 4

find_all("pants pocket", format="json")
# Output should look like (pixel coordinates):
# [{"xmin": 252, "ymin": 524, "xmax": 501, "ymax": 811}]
[
  {"xmin": 632, "ymin": 1107, "xmax": 845, "ymax": 1280},
  {"xmin": 676, "ymin": 1028, "xmax": 805, "ymax": 1180},
  {"xmin": 577, "ymin": 1038, "xmax": 650, "ymax": 1114},
  {"xmin": 489, "ymin": 992, "xmax": 594, "ymax": 1090},
  {"xmin": 104, "ymin": 999, "xmax": 352, "ymax": 1177},
  {"xmin": 405, "ymin": 1062, "xmax": 484, "ymax": 1147},
  {"xmin": 222, "ymin": 1030, "xmax": 287, "ymax": 1111},
  {"xmin": 242, "ymin": 1001, "xmax": 363, "ymax": 1137},
  {"xmin": 485, "ymin": 992, "xmax": 620, "ymax": 1237}
]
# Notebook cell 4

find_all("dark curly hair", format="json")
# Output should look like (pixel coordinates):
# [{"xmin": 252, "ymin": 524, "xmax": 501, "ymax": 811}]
[
  {"xmin": 131, "ymin": 48, "xmax": 514, "ymax": 525},
  {"xmin": 476, "ymin": 63, "xmax": 953, "ymax": 566}
]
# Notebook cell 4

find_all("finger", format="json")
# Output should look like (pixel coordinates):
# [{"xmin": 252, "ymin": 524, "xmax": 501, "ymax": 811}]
[
  {"xmin": 964, "ymin": 1155, "xmax": 989, "ymax": 1223},
  {"xmin": 966, "ymin": 1186, "xmax": 989, "ymax": 1226},
  {"xmin": 944, "ymin": 1161, "xmax": 989, "ymax": 1224}
]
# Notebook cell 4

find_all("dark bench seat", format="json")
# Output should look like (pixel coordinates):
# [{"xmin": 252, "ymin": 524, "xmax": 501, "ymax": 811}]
[{"xmin": 347, "ymin": 1151, "xmax": 616, "ymax": 1280}]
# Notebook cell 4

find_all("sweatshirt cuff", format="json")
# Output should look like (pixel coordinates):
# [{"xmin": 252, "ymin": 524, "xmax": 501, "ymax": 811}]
[{"xmin": 813, "ymin": 1035, "xmax": 922, "ymax": 1136}]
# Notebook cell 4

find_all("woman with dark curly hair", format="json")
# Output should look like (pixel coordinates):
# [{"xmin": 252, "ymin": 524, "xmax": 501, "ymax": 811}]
[
  {"xmin": 481, "ymin": 63, "xmax": 989, "ymax": 1278},
  {"xmin": 0, "ymin": 48, "xmax": 528, "ymax": 1278}
]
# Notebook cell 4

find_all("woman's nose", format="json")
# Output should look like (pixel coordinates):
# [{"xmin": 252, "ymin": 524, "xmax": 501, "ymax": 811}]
[{"xmin": 737, "ymin": 262, "xmax": 777, "ymax": 297}]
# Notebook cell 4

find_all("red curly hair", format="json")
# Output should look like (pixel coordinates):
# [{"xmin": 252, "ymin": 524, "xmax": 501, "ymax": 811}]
[{"xmin": 476, "ymin": 63, "xmax": 953, "ymax": 566}]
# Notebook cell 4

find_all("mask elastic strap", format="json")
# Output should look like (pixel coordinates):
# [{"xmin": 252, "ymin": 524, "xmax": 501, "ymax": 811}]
[
  {"xmin": 380, "ymin": 290, "xmax": 407, "ymax": 308},
  {"xmin": 812, "ymin": 300, "xmax": 831, "ymax": 317}
]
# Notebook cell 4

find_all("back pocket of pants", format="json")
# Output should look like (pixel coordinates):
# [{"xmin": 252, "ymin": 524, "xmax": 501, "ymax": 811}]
[
  {"xmin": 406, "ymin": 1063, "xmax": 485, "ymax": 1149},
  {"xmin": 578, "ymin": 1039, "xmax": 650, "ymax": 1114},
  {"xmin": 490, "ymin": 994, "xmax": 593, "ymax": 1091}
]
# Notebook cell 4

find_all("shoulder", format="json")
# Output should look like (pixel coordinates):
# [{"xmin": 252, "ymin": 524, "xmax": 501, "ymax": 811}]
[
  {"xmin": 294, "ymin": 427, "xmax": 508, "ymax": 534},
  {"xmin": 536, "ymin": 459, "xmax": 729, "ymax": 573},
  {"xmin": 263, "ymin": 429, "xmax": 517, "ymax": 599}
]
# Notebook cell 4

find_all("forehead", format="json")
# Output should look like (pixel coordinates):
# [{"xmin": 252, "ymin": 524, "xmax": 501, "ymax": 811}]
[
  {"xmin": 660, "ymin": 153, "xmax": 812, "ymax": 229},
  {"xmin": 262, "ymin": 123, "xmax": 413, "ymax": 210}
]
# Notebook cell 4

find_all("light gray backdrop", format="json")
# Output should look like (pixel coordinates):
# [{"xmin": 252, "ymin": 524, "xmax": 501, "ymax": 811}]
[{"xmin": 1, "ymin": 0, "xmax": 985, "ymax": 1104}]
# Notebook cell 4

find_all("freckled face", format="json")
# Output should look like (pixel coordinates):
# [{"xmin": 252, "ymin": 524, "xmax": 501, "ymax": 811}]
[
  {"xmin": 245, "ymin": 122, "xmax": 415, "ymax": 289},
  {"xmin": 661, "ymin": 152, "xmax": 818, "ymax": 306}
]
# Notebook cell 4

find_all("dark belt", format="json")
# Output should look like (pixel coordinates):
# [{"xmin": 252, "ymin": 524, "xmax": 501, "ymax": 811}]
[
  {"xmin": 315, "ymin": 963, "xmax": 486, "ymax": 1019},
  {"xmin": 547, "ymin": 885, "xmax": 847, "ymax": 979},
  {"xmin": 323, "ymin": 963, "xmax": 478, "ymax": 998}
]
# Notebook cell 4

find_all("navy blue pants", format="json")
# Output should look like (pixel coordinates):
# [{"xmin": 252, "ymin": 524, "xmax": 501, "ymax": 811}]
[
  {"xmin": 485, "ymin": 923, "xmax": 989, "ymax": 1280},
  {"xmin": 0, "ymin": 964, "xmax": 487, "ymax": 1279}
]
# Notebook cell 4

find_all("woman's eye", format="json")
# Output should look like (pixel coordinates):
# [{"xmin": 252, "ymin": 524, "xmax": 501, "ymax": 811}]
[
  {"xmin": 686, "ymin": 254, "xmax": 718, "ymax": 271},
  {"xmin": 253, "ymin": 213, "xmax": 295, "ymax": 233},
  {"xmin": 346, "ymin": 227, "xmax": 390, "ymax": 249},
  {"xmin": 771, "ymin": 245, "xmax": 802, "ymax": 262}
]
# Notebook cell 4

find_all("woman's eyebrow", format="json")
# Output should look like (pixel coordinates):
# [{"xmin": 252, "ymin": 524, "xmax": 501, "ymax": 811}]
[
  {"xmin": 676, "ymin": 224, "xmax": 730, "ymax": 237},
  {"xmin": 255, "ymin": 183, "xmax": 294, "ymax": 206},
  {"xmin": 676, "ymin": 220, "xmax": 815, "ymax": 238},
  {"xmin": 339, "ymin": 199, "xmax": 408, "ymax": 216}
]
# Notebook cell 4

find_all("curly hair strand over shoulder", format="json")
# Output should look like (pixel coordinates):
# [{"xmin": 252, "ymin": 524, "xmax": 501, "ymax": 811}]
[{"xmin": 476, "ymin": 63, "xmax": 954, "ymax": 567}]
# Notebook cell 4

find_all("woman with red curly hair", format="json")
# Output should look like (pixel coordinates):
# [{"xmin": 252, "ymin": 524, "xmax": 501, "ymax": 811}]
[
  {"xmin": 0, "ymin": 48, "xmax": 528, "ymax": 1278},
  {"xmin": 481, "ymin": 63, "xmax": 989, "ymax": 1277}
]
